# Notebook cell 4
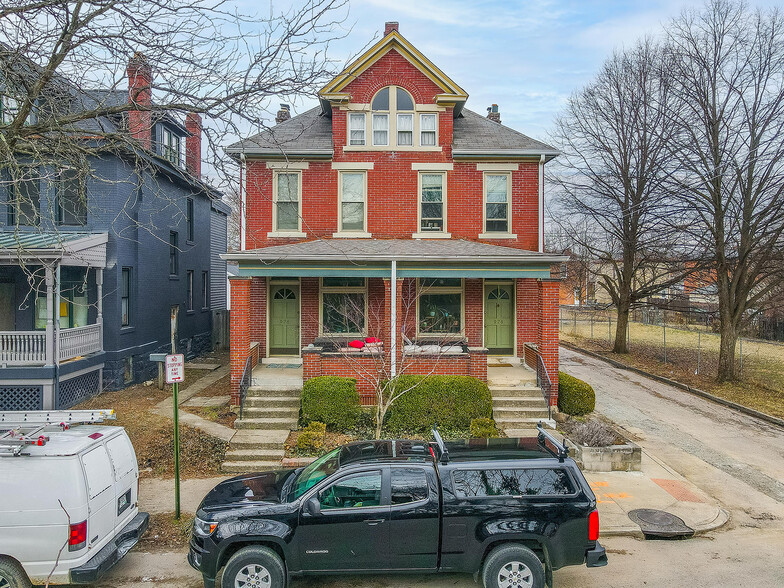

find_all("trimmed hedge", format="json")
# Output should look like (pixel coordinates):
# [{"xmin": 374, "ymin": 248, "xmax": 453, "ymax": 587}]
[
  {"xmin": 470, "ymin": 417, "xmax": 501, "ymax": 438},
  {"xmin": 302, "ymin": 376, "xmax": 361, "ymax": 431},
  {"xmin": 557, "ymin": 372, "xmax": 595, "ymax": 416},
  {"xmin": 385, "ymin": 375, "xmax": 492, "ymax": 434}
]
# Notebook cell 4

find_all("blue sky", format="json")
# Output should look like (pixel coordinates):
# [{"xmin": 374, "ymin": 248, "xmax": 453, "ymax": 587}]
[{"xmin": 273, "ymin": 0, "xmax": 778, "ymax": 145}]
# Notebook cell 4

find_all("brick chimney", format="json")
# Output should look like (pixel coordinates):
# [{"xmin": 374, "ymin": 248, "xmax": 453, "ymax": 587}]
[
  {"xmin": 185, "ymin": 112, "xmax": 202, "ymax": 178},
  {"xmin": 127, "ymin": 53, "xmax": 152, "ymax": 149},
  {"xmin": 275, "ymin": 103, "xmax": 291, "ymax": 124},
  {"xmin": 487, "ymin": 104, "xmax": 501, "ymax": 124},
  {"xmin": 384, "ymin": 22, "xmax": 399, "ymax": 36}
]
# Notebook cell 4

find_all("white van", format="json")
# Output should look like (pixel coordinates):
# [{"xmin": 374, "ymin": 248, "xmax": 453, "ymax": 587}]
[{"xmin": 0, "ymin": 413, "xmax": 148, "ymax": 587}]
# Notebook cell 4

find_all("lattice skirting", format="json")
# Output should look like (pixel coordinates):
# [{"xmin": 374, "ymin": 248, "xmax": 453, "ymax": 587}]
[
  {"xmin": 57, "ymin": 369, "xmax": 101, "ymax": 409},
  {"xmin": 0, "ymin": 385, "xmax": 44, "ymax": 411}
]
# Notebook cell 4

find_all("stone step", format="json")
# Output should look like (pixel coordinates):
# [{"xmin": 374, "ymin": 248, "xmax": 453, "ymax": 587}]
[
  {"xmin": 234, "ymin": 417, "xmax": 298, "ymax": 430},
  {"xmin": 504, "ymin": 421, "xmax": 557, "ymax": 435},
  {"xmin": 221, "ymin": 460, "xmax": 282, "ymax": 474},
  {"xmin": 225, "ymin": 448, "xmax": 285, "ymax": 462},
  {"xmin": 494, "ymin": 407, "xmax": 552, "ymax": 421},
  {"xmin": 492, "ymin": 396, "xmax": 548, "ymax": 408},
  {"xmin": 489, "ymin": 385, "xmax": 542, "ymax": 398},
  {"xmin": 248, "ymin": 382, "xmax": 302, "ymax": 393},
  {"xmin": 240, "ymin": 406, "xmax": 299, "ymax": 418},
  {"xmin": 230, "ymin": 430, "xmax": 291, "ymax": 449},
  {"xmin": 244, "ymin": 396, "xmax": 300, "ymax": 408}
]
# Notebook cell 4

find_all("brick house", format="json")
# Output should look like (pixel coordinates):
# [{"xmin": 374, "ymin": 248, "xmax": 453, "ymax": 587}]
[{"xmin": 224, "ymin": 23, "xmax": 566, "ymax": 406}]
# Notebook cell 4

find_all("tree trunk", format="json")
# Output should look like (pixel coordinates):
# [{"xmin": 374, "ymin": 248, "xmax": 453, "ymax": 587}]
[
  {"xmin": 374, "ymin": 404, "xmax": 384, "ymax": 440},
  {"xmin": 717, "ymin": 322, "xmax": 738, "ymax": 382},
  {"xmin": 613, "ymin": 300, "xmax": 630, "ymax": 354}
]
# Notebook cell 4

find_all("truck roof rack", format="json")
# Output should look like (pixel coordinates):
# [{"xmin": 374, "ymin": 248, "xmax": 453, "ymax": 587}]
[
  {"xmin": 537, "ymin": 422, "xmax": 569, "ymax": 463},
  {"xmin": 431, "ymin": 426, "xmax": 449, "ymax": 464},
  {"xmin": 0, "ymin": 410, "xmax": 116, "ymax": 457}
]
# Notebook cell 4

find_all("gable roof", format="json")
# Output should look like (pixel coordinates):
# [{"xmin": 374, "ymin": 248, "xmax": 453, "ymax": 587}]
[{"xmin": 319, "ymin": 29, "xmax": 468, "ymax": 115}]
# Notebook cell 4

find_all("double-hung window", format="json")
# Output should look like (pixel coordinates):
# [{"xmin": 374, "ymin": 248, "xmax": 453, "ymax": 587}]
[
  {"xmin": 0, "ymin": 95, "xmax": 20, "ymax": 125},
  {"xmin": 418, "ymin": 278, "xmax": 463, "ymax": 335},
  {"xmin": 485, "ymin": 173, "xmax": 510, "ymax": 233},
  {"xmin": 169, "ymin": 231, "xmax": 179, "ymax": 276},
  {"xmin": 186, "ymin": 270, "xmax": 194, "ymax": 311},
  {"xmin": 162, "ymin": 128, "xmax": 181, "ymax": 166},
  {"xmin": 420, "ymin": 114, "xmax": 437, "ymax": 146},
  {"xmin": 186, "ymin": 198, "xmax": 194, "ymax": 241},
  {"xmin": 339, "ymin": 172, "xmax": 366, "ymax": 233},
  {"xmin": 420, "ymin": 173, "xmax": 445, "ymax": 232},
  {"xmin": 349, "ymin": 113, "xmax": 366, "ymax": 145},
  {"xmin": 321, "ymin": 277, "xmax": 367, "ymax": 335},
  {"xmin": 57, "ymin": 168, "xmax": 87, "ymax": 226},
  {"xmin": 372, "ymin": 113, "xmax": 388, "ymax": 146},
  {"xmin": 6, "ymin": 166, "xmax": 40, "ymax": 226},
  {"xmin": 274, "ymin": 172, "xmax": 300, "ymax": 231},
  {"xmin": 121, "ymin": 267, "xmax": 132, "ymax": 327}
]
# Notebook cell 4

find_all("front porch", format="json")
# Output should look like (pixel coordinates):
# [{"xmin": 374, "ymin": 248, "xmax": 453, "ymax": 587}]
[{"xmin": 225, "ymin": 239, "xmax": 565, "ymax": 407}]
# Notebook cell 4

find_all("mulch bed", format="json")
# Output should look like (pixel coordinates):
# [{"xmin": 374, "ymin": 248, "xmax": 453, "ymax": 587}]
[{"xmin": 138, "ymin": 513, "xmax": 195, "ymax": 552}]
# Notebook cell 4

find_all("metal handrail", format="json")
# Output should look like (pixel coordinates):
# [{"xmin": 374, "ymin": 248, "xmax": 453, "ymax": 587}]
[
  {"xmin": 238, "ymin": 355, "xmax": 252, "ymax": 420},
  {"xmin": 534, "ymin": 351, "xmax": 553, "ymax": 421}
]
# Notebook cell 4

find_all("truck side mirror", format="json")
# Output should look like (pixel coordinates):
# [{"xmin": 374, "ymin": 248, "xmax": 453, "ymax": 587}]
[{"xmin": 305, "ymin": 496, "xmax": 321, "ymax": 516}]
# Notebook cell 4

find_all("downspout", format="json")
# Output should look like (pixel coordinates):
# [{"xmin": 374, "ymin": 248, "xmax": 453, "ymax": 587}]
[
  {"xmin": 539, "ymin": 154, "xmax": 545, "ymax": 253},
  {"xmin": 390, "ymin": 260, "xmax": 397, "ymax": 378},
  {"xmin": 240, "ymin": 153, "xmax": 247, "ymax": 251}
]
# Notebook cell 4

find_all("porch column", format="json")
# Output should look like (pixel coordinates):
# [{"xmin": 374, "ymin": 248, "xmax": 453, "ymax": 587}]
[
  {"xmin": 383, "ymin": 277, "xmax": 403, "ymax": 376},
  {"xmin": 95, "ymin": 267, "xmax": 104, "ymax": 351},
  {"xmin": 229, "ymin": 276, "xmax": 252, "ymax": 405},
  {"xmin": 44, "ymin": 265, "xmax": 55, "ymax": 367},
  {"xmin": 249, "ymin": 277, "xmax": 266, "ymax": 358},
  {"xmin": 538, "ymin": 279, "xmax": 560, "ymax": 404}
]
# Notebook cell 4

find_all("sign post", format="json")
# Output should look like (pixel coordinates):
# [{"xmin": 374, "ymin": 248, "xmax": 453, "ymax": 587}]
[{"xmin": 165, "ymin": 354, "xmax": 185, "ymax": 519}]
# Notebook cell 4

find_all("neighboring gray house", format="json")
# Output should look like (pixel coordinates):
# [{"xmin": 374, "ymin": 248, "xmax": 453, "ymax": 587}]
[{"xmin": 0, "ymin": 54, "xmax": 229, "ymax": 410}]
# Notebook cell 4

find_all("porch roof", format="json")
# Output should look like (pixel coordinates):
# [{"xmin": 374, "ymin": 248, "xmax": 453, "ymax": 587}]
[
  {"xmin": 223, "ymin": 239, "xmax": 568, "ymax": 278},
  {"xmin": 0, "ymin": 231, "xmax": 109, "ymax": 267}
]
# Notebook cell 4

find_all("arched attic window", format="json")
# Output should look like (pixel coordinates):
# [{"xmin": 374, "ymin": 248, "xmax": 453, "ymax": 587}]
[{"xmin": 369, "ymin": 85, "xmax": 417, "ymax": 147}]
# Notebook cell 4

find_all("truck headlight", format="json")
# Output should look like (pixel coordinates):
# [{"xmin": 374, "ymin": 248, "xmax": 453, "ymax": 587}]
[{"xmin": 193, "ymin": 517, "xmax": 218, "ymax": 537}]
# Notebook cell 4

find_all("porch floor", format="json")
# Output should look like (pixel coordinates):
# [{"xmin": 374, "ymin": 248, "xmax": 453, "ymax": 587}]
[
  {"xmin": 487, "ymin": 357, "xmax": 538, "ymax": 387},
  {"xmin": 250, "ymin": 364, "xmax": 303, "ymax": 389}
]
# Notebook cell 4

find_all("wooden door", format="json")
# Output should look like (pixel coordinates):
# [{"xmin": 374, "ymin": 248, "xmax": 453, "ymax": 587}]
[
  {"xmin": 269, "ymin": 285, "xmax": 300, "ymax": 355},
  {"xmin": 484, "ymin": 285, "xmax": 513, "ymax": 354}
]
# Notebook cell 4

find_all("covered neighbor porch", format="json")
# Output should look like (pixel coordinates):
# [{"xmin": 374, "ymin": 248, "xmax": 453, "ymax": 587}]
[{"xmin": 224, "ymin": 239, "xmax": 564, "ymax": 406}]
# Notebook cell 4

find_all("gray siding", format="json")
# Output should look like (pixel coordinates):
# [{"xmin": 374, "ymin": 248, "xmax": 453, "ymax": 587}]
[{"xmin": 210, "ymin": 206, "xmax": 228, "ymax": 310}]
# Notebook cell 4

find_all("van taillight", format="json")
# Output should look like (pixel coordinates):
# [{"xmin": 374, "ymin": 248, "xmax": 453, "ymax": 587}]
[
  {"xmin": 69, "ymin": 520, "xmax": 87, "ymax": 551},
  {"xmin": 588, "ymin": 509, "xmax": 599, "ymax": 541}
]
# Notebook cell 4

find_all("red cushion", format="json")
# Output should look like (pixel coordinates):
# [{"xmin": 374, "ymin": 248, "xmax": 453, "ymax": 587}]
[
  {"xmin": 365, "ymin": 337, "xmax": 381, "ymax": 343},
  {"xmin": 349, "ymin": 339, "xmax": 365, "ymax": 349}
]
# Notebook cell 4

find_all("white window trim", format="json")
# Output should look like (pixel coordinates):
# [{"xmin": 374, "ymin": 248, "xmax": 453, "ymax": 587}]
[
  {"xmin": 415, "ymin": 171, "xmax": 450, "ymax": 238},
  {"xmin": 269, "ymin": 170, "xmax": 304, "ymax": 237},
  {"xmin": 483, "ymin": 172, "xmax": 514, "ymax": 236},
  {"xmin": 335, "ymin": 170, "xmax": 369, "ymax": 236},
  {"xmin": 319, "ymin": 278, "xmax": 369, "ymax": 337},
  {"xmin": 420, "ymin": 113, "xmax": 438, "ymax": 147},
  {"xmin": 372, "ymin": 113, "xmax": 389, "ymax": 146},
  {"xmin": 415, "ymin": 278, "xmax": 465, "ymax": 338},
  {"xmin": 397, "ymin": 113, "xmax": 414, "ymax": 146}
]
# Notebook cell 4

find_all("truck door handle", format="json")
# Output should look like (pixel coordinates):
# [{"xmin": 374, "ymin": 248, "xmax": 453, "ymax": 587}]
[{"xmin": 363, "ymin": 518, "xmax": 385, "ymax": 526}]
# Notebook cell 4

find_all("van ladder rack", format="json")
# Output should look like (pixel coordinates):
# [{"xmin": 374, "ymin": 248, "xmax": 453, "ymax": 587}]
[
  {"xmin": 0, "ymin": 409, "xmax": 116, "ymax": 429},
  {"xmin": 537, "ymin": 422, "xmax": 569, "ymax": 463}
]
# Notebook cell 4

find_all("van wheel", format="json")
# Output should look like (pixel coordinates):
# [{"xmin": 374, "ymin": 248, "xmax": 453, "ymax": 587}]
[
  {"xmin": 482, "ymin": 544, "xmax": 544, "ymax": 588},
  {"xmin": 222, "ymin": 546, "xmax": 285, "ymax": 588},
  {"xmin": 0, "ymin": 558, "xmax": 31, "ymax": 588}
]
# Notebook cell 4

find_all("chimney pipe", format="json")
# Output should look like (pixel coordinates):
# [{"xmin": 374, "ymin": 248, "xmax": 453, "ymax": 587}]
[
  {"xmin": 384, "ymin": 22, "xmax": 399, "ymax": 36},
  {"xmin": 127, "ymin": 52, "xmax": 153, "ymax": 149},
  {"xmin": 275, "ymin": 103, "xmax": 291, "ymax": 124},
  {"xmin": 185, "ymin": 112, "xmax": 202, "ymax": 178},
  {"xmin": 486, "ymin": 104, "xmax": 501, "ymax": 124}
]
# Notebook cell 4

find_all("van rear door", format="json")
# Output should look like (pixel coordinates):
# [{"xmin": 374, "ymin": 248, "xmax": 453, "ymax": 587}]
[
  {"xmin": 106, "ymin": 433, "xmax": 139, "ymax": 530},
  {"xmin": 80, "ymin": 445, "xmax": 116, "ymax": 550}
]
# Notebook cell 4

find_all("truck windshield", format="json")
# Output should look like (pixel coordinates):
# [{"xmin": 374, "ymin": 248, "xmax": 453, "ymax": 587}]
[{"xmin": 287, "ymin": 447, "xmax": 341, "ymax": 501}]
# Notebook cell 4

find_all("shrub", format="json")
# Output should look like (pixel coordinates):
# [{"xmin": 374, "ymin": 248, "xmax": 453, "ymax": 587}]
[
  {"xmin": 296, "ymin": 421, "xmax": 326, "ymax": 452},
  {"xmin": 470, "ymin": 417, "xmax": 501, "ymax": 438},
  {"xmin": 563, "ymin": 419, "xmax": 620, "ymax": 447},
  {"xmin": 302, "ymin": 376, "xmax": 361, "ymax": 431},
  {"xmin": 557, "ymin": 372, "xmax": 595, "ymax": 416},
  {"xmin": 385, "ymin": 375, "xmax": 492, "ymax": 434}
]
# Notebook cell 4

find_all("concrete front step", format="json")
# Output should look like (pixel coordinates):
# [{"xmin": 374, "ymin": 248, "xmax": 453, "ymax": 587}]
[
  {"xmin": 240, "ymin": 406, "xmax": 299, "ymax": 418},
  {"xmin": 234, "ymin": 417, "xmax": 298, "ymax": 430},
  {"xmin": 492, "ymin": 396, "xmax": 548, "ymax": 408},
  {"xmin": 496, "ymin": 415, "xmax": 553, "ymax": 426},
  {"xmin": 221, "ymin": 460, "xmax": 282, "ymax": 473},
  {"xmin": 244, "ymin": 396, "xmax": 300, "ymax": 408},
  {"xmin": 230, "ymin": 430, "xmax": 291, "ymax": 449},
  {"xmin": 494, "ymin": 407, "xmax": 552, "ymax": 420},
  {"xmin": 247, "ymin": 386, "xmax": 302, "ymax": 397},
  {"xmin": 489, "ymin": 385, "xmax": 543, "ymax": 398},
  {"xmin": 248, "ymin": 381, "xmax": 302, "ymax": 392},
  {"xmin": 225, "ymin": 448, "xmax": 285, "ymax": 462}
]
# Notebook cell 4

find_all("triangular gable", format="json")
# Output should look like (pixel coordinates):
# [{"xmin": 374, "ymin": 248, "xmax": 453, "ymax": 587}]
[{"xmin": 319, "ymin": 30, "xmax": 468, "ymax": 107}]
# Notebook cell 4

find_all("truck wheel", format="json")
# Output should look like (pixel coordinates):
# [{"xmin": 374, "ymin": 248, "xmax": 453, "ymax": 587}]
[
  {"xmin": 0, "ymin": 558, "xmax": 31, "ymax": 588},
  {"xmin": 482, "ymin": 544, "xmax": 545, "ymax": 588},
  {"xmin": 222, "ymin": 546, "xmax": 286, "ymax": 588}
]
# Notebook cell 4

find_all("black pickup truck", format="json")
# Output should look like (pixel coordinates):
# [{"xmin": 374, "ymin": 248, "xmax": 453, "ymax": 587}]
[{"xmin": 188, "ymin": 427, "xmax": 607, "ymax": 588}]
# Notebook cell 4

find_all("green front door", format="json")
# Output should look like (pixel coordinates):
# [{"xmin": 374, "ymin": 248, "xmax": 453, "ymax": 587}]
[
  {"xmin": 269, "ymin": 285, "xmax": 300, "ymax": 355},
  {"xmin": 484, "ymin": 285, "xmax": 513, "ymax": 354}
]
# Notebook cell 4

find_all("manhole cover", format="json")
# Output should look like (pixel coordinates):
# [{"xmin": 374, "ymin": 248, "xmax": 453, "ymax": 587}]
[{"xmin": 628, "ymin": 509, "xmax": 695, "ymax": 539}]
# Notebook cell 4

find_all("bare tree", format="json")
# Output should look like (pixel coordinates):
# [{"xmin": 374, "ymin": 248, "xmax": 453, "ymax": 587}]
[
  {"xmin": 663, "ymin": 0, "xmax": 784, "ymax": 381},
  {"xmin": 548, "ymin": 38, "xmax": 688, "ymax": 353}
]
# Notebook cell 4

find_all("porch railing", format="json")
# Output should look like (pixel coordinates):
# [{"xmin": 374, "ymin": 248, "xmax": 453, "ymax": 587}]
[
  {"xmin": 0, "ymin": 331, "xmax": 47, "ymax": 365},
  {"xmin": 59, "ymin": 324, "xmax": 102, "ymax": 361},
  {"xmin": 534, "ymin": 352, "xmax": 553, "ymax": 421},
  {"xmin": 238, "ymin": 354, "xmax": 252, "ymax": 420}
]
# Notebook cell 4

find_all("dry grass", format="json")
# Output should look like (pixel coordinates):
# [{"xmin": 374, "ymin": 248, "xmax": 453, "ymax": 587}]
[
  {"xmin": 562, "ymin": 319, "xmax": 784, "ymax": 419},
  {"xmin": 138, "ymin": 513, "xmax": 194, "ymax": 552},
  {"xmin": 284, "ymin": 429, "xmax": 355, "ymax": 458}
]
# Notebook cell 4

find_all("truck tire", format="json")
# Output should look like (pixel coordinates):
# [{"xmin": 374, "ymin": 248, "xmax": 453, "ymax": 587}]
[
  {"xmin": 482, "ymin": 544, "xmax": 545, "ymax": 588},
  {"xmin": 222, "ymin": 546, "xmax": 286, "ymax": 588},
  {"xmin": 0, "ymin": 558, "xmax": 31, "ymax": 588}
]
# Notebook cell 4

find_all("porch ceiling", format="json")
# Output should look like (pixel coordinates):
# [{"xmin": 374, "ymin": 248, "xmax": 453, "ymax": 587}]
[
  {"xmin": 223, "ymin": 238, "xmax": 568, "ymax": 278},
  {"xmin": 0, "ymin": 231, "xmax": 109, "ymax": 267}
]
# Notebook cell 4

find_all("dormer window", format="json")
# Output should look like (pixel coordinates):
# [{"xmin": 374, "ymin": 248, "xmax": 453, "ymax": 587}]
[
  {"xmin": 162, "ymin": 127, "xmax": 181, "ymax": 166},
  {"xmin": 355, "ymin": 85, "xmax": 433, "ymax": 150}
]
